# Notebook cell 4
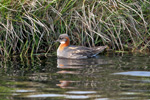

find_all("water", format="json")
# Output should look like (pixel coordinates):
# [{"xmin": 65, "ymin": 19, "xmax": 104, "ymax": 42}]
[{"xmin": 0, "ymin": 54, "xmax": 150, "ymax": 100}]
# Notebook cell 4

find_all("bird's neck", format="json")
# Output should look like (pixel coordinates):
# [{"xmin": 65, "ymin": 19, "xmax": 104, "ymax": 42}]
[{"xmin": 58, "ymin": 38, "xmax": 70, "ymax": 51}]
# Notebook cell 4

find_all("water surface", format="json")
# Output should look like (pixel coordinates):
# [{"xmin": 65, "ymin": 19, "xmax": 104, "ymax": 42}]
[{"xmin": 0, "ymin": 54, "xmax": 150, "ymax": 100}]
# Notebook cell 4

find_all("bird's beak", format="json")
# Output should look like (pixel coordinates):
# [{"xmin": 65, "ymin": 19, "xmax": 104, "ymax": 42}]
[{"xmin": 55, "ymin": 39, "xmax": 60, "ymax": 42}]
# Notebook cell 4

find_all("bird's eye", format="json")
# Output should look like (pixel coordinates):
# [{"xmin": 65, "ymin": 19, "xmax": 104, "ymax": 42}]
[{"xmin": 59, "ymin": 37, "xmax": 63, "ymax": 40}]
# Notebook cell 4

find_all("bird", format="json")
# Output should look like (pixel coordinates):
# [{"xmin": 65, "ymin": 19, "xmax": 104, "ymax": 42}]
[{"xmin": 56, "ymin": 34, "xmax": 107, "ymax": 59}]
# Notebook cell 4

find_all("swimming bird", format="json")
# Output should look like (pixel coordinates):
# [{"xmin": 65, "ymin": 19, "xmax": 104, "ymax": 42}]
[{"xmin": 57, "ymin": 34, "xmax": 107, "ymax": 59}]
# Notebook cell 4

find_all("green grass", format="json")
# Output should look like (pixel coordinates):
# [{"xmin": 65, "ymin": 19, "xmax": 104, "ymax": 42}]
[{"xmin": 0, "ymin": 0, "xmax": 150, "ymax": 57}]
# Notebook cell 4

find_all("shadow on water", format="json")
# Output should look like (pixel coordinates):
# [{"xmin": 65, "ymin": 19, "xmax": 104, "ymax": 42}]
[{"xmin": 0, "ymin": 54, "xmax": 150, "ymax": 100}]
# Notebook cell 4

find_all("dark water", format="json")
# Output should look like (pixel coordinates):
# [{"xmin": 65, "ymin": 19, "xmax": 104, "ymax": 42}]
[{"xmin": 0, "ymin": 54, "xmax": 150, "ymax": 100}]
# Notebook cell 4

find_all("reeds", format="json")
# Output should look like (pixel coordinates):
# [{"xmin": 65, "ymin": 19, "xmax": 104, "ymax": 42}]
[{"xmin": 0, "ymin": 0, "xmax": 150, "ymax": 57}]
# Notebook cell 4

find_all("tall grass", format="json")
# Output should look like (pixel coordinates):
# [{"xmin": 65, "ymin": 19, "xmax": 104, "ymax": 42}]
[{"xmin": 0, "ymin": 0, "xmax": 150, "ymax": 57}]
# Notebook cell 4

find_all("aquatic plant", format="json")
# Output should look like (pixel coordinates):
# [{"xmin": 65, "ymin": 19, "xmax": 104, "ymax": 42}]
[{"xmin": 0, "ymin": 0, "xmax": 150, "ymax": 57}]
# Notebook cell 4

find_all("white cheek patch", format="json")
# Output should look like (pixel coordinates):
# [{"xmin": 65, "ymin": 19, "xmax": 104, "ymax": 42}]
[{"xmin": 60, "ymin": 41, "xmax": 66, "ymax": 44}]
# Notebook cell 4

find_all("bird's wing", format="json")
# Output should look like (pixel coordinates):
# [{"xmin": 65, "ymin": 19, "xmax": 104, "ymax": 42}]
[{"xmin": 67, "ymin": 46, "xmax": 95, "ymax": 58}]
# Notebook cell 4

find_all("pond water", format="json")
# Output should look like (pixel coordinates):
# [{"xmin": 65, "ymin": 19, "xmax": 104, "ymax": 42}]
[{"xmin": 0, "ymin": 53, "xmax": 150, "ymax": 100}]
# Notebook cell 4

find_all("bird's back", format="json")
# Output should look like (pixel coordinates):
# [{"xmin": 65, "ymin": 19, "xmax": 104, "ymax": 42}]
[{"xmin": 57, "ymin": 45, "xmax": 107, "ymax": 59}]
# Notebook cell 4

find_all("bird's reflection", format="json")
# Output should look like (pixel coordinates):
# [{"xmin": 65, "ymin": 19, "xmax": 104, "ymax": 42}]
[
  {"xmin": 57, "ymin": 57, "xmax": 109, "ymax": 67},
  {"xmin": 56, "ymin": 57, "xmax": 110, "ymax": 89},
  {"xmin": 56, "ymin": 80, "xmax": 76, "ymax": 89}
]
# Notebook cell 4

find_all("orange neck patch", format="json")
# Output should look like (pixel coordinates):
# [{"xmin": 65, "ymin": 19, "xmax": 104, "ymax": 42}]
[{"xmin": 58, "ymin": 37, "xmax": 70, "ymax": 51}]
